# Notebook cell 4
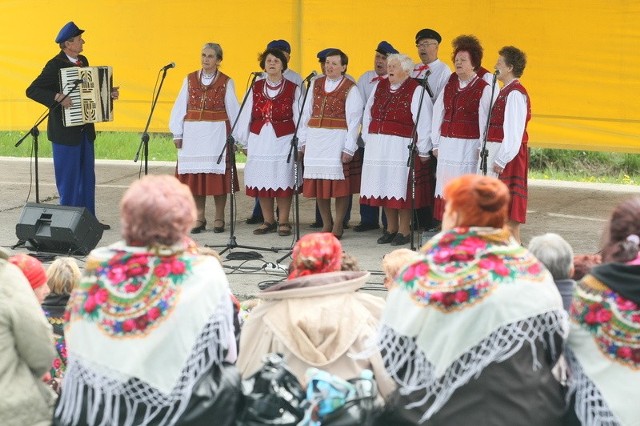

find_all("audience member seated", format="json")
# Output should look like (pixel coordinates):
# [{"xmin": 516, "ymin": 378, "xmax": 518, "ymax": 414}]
[
  {"xmin": 237, "ymin": 232, "xmax": 395, "ymax": 399},
  {"xmin": 54, "ymin": 174, "xmax": 240, "ymax": 426},
  {"xmin": 41, "ymin": 257, "xmax": 82, "ymax": 391},
  {"xmin": 376, "ymin": 175, "xmax": 567, "ymax": 425},
  {"xmin": 381, "ymin": 248, "xmax": 421, "ymax": 290},
  {"xmin": 1, "ymin": 251, "xmax": 56, "ymax": 426},
  {"xmin": 528, "ymin": 232, "xmax": 575, "ymax": 310},
  {"xmin": 564, "ymin": 197, "xmax": 640, "ymax": 426},
  {"xmin": 572, "ymin": 253, "xmax": 601, "ymax": 281}
]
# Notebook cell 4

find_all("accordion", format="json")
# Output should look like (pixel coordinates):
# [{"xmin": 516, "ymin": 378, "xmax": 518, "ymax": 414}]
[{"xmin": 59, "ymin": 66, "xmax": 113, "ymax": 127}]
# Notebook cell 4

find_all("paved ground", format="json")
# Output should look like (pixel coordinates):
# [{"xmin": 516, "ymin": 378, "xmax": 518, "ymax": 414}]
[{"xmin": 1, "ymin": 157, "xmax": 639, "ymax": 299}]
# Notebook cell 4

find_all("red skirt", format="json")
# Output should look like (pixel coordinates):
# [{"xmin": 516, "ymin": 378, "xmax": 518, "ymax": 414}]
[
  {"xmin": 175, "ymin": 158, "xmax": 239, "ymax": 196},
  {"xmin": 302, "ymin": 149, "xmax": 363, "ymax": 199},
  {"xmin": 246, "ymin": 187, "xmax": 296, "ymax": 197},
  {"xmin": 499, "ymin": 143, "xmax": 528, "ymax": 223},
  {"xmin": 433, "ymin": 196, "xmax": 446, "ymax": 221}
]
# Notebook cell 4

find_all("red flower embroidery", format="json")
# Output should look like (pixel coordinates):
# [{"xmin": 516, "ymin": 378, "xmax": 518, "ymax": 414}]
[
  {"xmin": 616, "ymin": 297, "xmax": 638, "ymax": 311},
  {"xmin": 122, "ymin": 319, "xmax": 136, "ymax": 332},
  {"xmin": 154, "ymin": 262, "xmax": 171, "ymax": 278},
  {"xmin": 595, "ymin": 309, "xmax": 612, "ymax": 323},
  {"xmin": 170, "ymin": 260, "xmax": 186, "ymax": 275},
  {"xmin": 124, "ymin": 283, "xmax": 140, "ymax": 293},
  {"xmin": 527, "ymin": 263, "xmax": 542, "ymax": 275},
  {"xmin": 94, "ymin": 288, "xmax": 109, "ymax": 304},
  {"xmin": 433, "ymin": 248, "xmax": 454, "ymax": 264},
  {"xmin": 584, "ymin": 311, "xmax": 598, "ymax": 325},
  {"xmin": 430, "ymin": 292, "xmax": 444, "ymax": 302},
  {"xmin": 454, "ymin": 290, "xmax": 469, "ymax": 303},
  {"xmin": 147, "ymin": 307, "xmax": 161, "ymax": 321},
  {"xmin": 617, "ymin": 346, "xmax": 632, "ymax": 359},
  {"xmin": 84, "ymin": 297, "xmax": 97, "ymax": 313}
]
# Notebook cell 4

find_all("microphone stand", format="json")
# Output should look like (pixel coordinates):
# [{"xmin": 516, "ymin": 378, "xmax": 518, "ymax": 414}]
[
  {"xmin": 276, "ymin": 74, "xmax": 314, "ymax": 264},
  {"xmin": 479, "ymin": 71, "xmax": 499, "ymax": 176},
  {"xmin": 15, "ymin": 78, "xmax": 84, "ymax": 204},
  {"xmin": 406, "ymin": 71, "xmax": 432, "ymax": 250},
  {"xmin": 134, "ymin": 65, "xmax": 171, "ymax": 174},
  {"xmin": 209, "ymin": 72, "xmax": 290, "ymax": 257}
]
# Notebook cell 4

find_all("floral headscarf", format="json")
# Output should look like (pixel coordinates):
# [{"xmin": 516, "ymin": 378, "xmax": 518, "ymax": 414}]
[{"xmin": 288, "ymin": 233, "xmax": 342, "ymax": 279}]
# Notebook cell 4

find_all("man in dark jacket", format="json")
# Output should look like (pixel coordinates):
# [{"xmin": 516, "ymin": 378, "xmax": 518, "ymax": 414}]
[{"xmin": 26, "ymin": 21, "xmax": 117, "ymax": 229}]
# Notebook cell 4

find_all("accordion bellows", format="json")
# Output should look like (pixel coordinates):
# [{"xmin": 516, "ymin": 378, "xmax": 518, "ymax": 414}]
[{"xmin": 59, "ymin": 66, "xmax": 113, "ymax": 127}]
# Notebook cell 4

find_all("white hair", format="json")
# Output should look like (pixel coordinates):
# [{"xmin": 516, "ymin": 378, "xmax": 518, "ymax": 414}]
[
  {"xmin": 386, "ymin": 53, "xmax": 414, "ymax": 74},
  {"xmin": 528, "ymin": 233, "xmax": 574, "ymax": 280},
  {"xmin": 203, "ymin": 42, "xmax": 223, "ymax": 61}
]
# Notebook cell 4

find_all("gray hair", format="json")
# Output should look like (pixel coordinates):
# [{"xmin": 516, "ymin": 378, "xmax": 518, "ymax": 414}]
[
  {"xmin": 528, "ymin": 233, "xmax": 574, "ymax": 280},
  {"xmin": 386, "ymin": 53, "xmax": 414, "ymax": 74},
  {"xmin": 203, "ymin": 42, "xmax": 223, "ymax": 61}
]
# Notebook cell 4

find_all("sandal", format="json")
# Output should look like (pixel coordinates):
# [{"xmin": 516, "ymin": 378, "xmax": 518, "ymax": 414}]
[
  {"xmin": 191, "ymin": 220, "xmax": 206, "ymax": 234},
  {"xmin": 278, "ymin": 223, "xmax": 292, "ymax": 236},
  {"xmin": 213, "ymin": 219, "xmax": 225, "ymax": 233},
  {"xmin": 253, "ymin": 221, "xmax": 277, "ymax": 235}
]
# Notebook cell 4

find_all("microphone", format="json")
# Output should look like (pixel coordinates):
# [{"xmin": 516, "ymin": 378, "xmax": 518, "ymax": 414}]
[
  {"xmin": 494, "ymin": 69, "xmax": 500, "ymax": 76},
  {"xmin": 73, "ymin": 78, "xmax": 86, "ymax": 84},
  {"xmin": 251, "ymin": 71, "xmax": 264, "ymax": 77},
  {"xmin": 423, "ymin": 69, "xmax": 431, "ymax": 78},
  {"xmin": 161, "ymin": 62, "xmax": 176, "ymax": 71},
  {"xmin": 304, "ymin": 70, "xmax": 317, "ymax": 81}
]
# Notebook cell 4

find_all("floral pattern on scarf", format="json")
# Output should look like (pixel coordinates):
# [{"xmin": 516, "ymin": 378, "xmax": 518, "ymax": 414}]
[
  {"xmin": 67, "ymin": 250, "xmax": 193, "ymax": 337},
  {"xmin": 571, "ymin": 275, "xmax": 640, "ymax": 368},
  {"xmin": 399, "ymin": 227, "xmax": 545, "ymax": 311}
]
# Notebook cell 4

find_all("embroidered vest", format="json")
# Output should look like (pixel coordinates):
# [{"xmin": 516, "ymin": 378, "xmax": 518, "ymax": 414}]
[
  {"xmin": 368, "ymin": 78, "xmax": 418, "ymax": 138},
  {"xmin": 440, "ymin": 74, "xmax": 488, "ymax": 139},
  {"xmin": 307, "ymin": 76, "xmax": 355, "ymax": 129},
  {"xmin": 487, "ymin": 81, "xmax": 530, "ymax": 144},
  {"xmin": 185, "ymin": 71, "xmax": 230, "ymax": 122},
  {"xmin": 249, "ymin": 79, "xmax": 297, "ymax": 137}
]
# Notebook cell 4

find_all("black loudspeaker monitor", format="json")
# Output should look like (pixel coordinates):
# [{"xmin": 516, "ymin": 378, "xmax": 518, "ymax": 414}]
[{"xmin": 15, "ymin": 203, "xmax": 103, "ymax": 255}]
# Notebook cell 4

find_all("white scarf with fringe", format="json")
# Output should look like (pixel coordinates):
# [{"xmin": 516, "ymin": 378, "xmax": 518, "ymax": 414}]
[
  {"xmin": 55, "ymin": 242, "xmax": 234, "ymax": 426},
  {"xmin": 378, "ymin": 227, "xmax": 567, "ymax": 423}
]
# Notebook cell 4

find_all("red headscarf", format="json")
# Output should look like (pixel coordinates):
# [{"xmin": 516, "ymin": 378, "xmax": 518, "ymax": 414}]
[
  {"xmin": 288, "ymin": 233, "xmax": 343, "ymax": 279},
  {"xmin": 9, "ymin": 253, "xmax": 47, "ymax": 290}
]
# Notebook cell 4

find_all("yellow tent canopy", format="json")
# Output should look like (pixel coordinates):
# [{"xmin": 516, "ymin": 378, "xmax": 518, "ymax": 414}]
[{"xmin": 1, "ymin": 0, "xmax": 638, "ymax": 153}]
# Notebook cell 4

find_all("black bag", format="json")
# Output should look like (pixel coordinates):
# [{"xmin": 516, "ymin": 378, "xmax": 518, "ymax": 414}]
[
  {"xmin": 178, "ymin": 362, "xmax": 242, "ymax": 426},
  {"xmin": 237, "ymin": 353, "xmax": 306, "ymax": 426}
]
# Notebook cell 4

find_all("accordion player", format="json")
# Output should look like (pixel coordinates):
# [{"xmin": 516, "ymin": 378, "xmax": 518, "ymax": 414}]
[{"xmin": 59, "ymin": 66, "xmax": 113, "ymax": 127}]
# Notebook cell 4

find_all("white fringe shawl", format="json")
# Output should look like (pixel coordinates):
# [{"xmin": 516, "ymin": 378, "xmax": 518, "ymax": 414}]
[
  {"xmin": 565, "ymin": 348, "xmax": 621, "ymax": 426},
  {"xmin": 378, "ymin": 310, "xmax": 567, "ymax": 424},
  {"xmin": 55, "ymin": 296, "xmax": 233, "ymax": 426}
]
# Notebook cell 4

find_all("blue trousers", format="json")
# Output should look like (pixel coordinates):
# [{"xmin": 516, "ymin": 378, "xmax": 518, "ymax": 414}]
[
  {"xmin": 359, "ymin": 203, "xmax": 387, "ymax": 228},
  {"xmin": 52, "ymin": 135, "xmax": 96, "ymax": 217}
]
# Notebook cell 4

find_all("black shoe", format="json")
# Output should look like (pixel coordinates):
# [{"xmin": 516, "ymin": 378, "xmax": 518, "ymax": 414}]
[
  {"xmin": 191, "ymin": 220, "xmax": 206, "ymax": 234},
  {"xmin": 100, "ymin": 222, "xmax": 111, "ymax": 231},
  {"xmin": 353, "ymin": 223, "xmax": 380, "ymax": 232},
  {"xmin": 391, "ymin": 233, "xmax": 411, "ymax": 246},
  {"xmin": 377, "ymin": 231, "xmax": 397, "ymax": 244},
  {"xmin": 343, "ymin": 222, "xmax": 351, "ymax": 230},
  {"xmin": 309, "ymin": 221, "xmax": 323, "ymax": 229},
  {"xmin": 245, "ymin": 216, "xmax": 263, "ymax": 225}
]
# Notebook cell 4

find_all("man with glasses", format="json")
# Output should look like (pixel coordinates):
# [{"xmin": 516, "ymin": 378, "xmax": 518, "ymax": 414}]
[
  {"xmin": 412, "ymin": 28, "xmax": 451, "ymax": 102},
  {"xmin": 412, "ymin": 28, "xmax": 451, "ymax": 233}
]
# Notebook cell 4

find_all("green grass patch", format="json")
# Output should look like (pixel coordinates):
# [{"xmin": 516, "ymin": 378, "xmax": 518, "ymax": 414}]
[
  {"xmin": 529, "ymin": 148, "xmax": 640, "ymax": 185},
  {"xmin": 1, "ymin": 131, "xmax": 247, "ymax": 162},
  {"xmin": 1, "ymin": 132, "xmax": 638, "ymax": 184}
]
